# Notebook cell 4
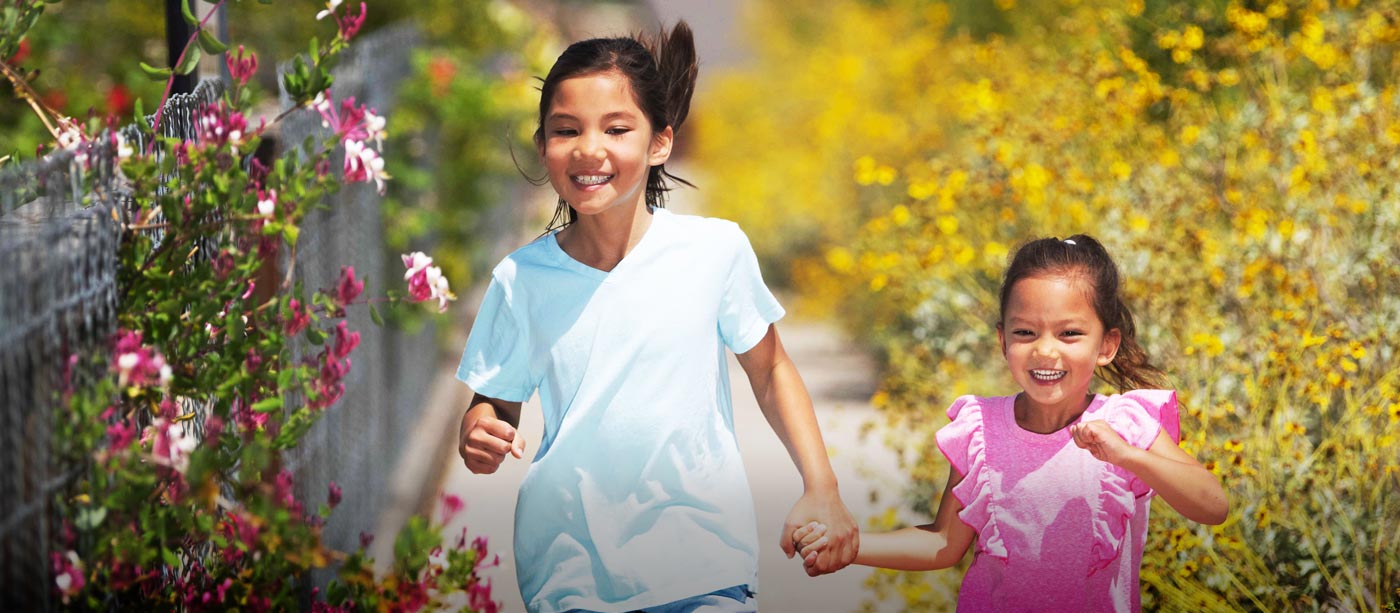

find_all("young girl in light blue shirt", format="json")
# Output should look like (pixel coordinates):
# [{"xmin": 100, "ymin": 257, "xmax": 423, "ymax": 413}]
[{"xmin": 456, "ymin": 21, "xmax": 858, "ymax": 613}]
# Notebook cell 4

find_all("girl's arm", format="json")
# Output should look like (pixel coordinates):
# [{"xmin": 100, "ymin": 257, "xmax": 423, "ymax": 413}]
[
  {"xmin": 458, "ymin": 393, "xmax": 525, "ymax": 475},
  {"xmin": 736, "ymin": 324, "xmax": 858, "ymax": 576},
  {"xmin": 1072, "ymin": 422, "xmax": 1230, "ymax": 525},
  {"xmin": 798, "ymin": 465, "xmax": 976, "ymax": 572}
]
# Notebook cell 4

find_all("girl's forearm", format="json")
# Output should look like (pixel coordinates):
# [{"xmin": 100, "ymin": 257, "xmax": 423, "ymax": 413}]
[
  {"xmin": 756, "ymin": 357, "xmax": 838, "ymax": 490},
  {"xmin": 1120, "ymin": 447, "xmax": 1229, "ymax": 525},
  {"xmin": 854, "ymin": 527, "xmax": 962, "ymax": 571}
]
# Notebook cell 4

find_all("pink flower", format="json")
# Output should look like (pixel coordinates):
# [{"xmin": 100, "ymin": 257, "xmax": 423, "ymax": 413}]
[
  {"xmin": 234, "ymin": 395, "xmax": 270, "ymax": 431},
  {"xmin": 51, "ymin": 551, "xmax": 85, "ymax": 603},
  {"xmin": 337, "ymin": 3, "xmax": 367, "ymax": 41},
  {"xmin": 332, "ymin": 321, "xmax": 360, "ymax": 360},
  {"xmin": 204, "ymin": 415, "xmax": 225, "ymax": 443},
  {"xmin": 402, "ymin": 252, "xmax": 456, "ymax": 313},
  {"xmin": 112, "ymin": 330, "xmax": 172, "ymax": 390},
  {"xmin": 106, "ymin": 420, "xmax": 138, "ymax": 450},
  {"xmin": 343, "ymin": 139, "xmax": 389, "ymax": 194},
  {"xmin": 359, "ymin": 531, "xmax": 374, "ymax": 549},
  {"xmin": 334, "ymin": 266, "xmax": 364, "ymax": 308},
  {"xmin": 150, "ymin": 418, "xmax": 197, "ymax": 473},
  {"xmin": 328, "ymin": 481, "xmax": 343, "ymax": 508},
  {"xmin": 226, "ymin": 45, "xmax": 258, "ymax": 87},
  {"xmin": 195, "ymin": 102, "xmax": 249, "ymax": 157},
  {"xmin": 468, "ymin": 577, "xmax": 498, "ymax": 613},
  {"xmin": 315, "ymin": 93, "xmax": 367, "ymax": 141},
  {"xmin": 284, "ymin": 298, "xmax": 311, "ymax": 336},
  {"xmin": 441, "ymin": 493, "xmax": 464, "ymax": 521}
]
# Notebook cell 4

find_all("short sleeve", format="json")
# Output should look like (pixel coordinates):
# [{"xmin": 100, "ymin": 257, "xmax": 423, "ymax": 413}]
[
  {"xmin": 456, "ymin": 276, "xmax": 536, "ymax": 402},
  {"xmin": 1101, "ymin": 389, "xmax": 1181, "ymax": 450},
  {"xmin": 717, "ymin": 225, "xmax": 785, "ymax": 354},
  {"xmin": 1098, "ymin": 389, "xmax": 1181, "ymax": 500},
  {"xmin": 934, "ymin": 395, "xmax": 1007, "ymax": 560}
]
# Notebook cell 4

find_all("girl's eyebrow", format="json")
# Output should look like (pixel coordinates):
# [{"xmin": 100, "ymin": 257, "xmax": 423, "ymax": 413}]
[
  {"xmin": 546, "ymin": 110, "xmax": 640, "ymax": 123},
  {"xmin": 1006, "ymin": 315, "xmax": 1092, "ymax": 326}
]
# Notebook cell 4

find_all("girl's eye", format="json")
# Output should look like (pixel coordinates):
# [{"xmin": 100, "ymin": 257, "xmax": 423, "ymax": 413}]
[
  {"xmin": 1061, "ymin": 330, "xmax": 1084, "ymax": 337},
  {"xmin": 1012, "ymin": 330, "xmax": 1034, "ymax": 337},
  {"xmin": 606, "ymin": 127, "xmax": 631, "ymax": 135},
  {"xmin": 552, "ymin": 128, "xmax": 578, "ymax": 137}
]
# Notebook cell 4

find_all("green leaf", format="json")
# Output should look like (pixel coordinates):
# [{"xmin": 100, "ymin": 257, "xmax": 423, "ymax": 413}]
[
  {"xmin": 74, "ymin": 506, "xmax": 107, "ymax": 530},
  {"xmin": 180, "ymin": 0, "xmax": 198, "ymax": 26},
  {"xmin": 133, "ymin": 97, "xmax": 150, "ymax": 131},
  {"xmin": 139, "ymin": 61, "xmax": 173, "ymax": 81},
  {"xmin": 306, "ymin": 327, "xmax": 326, "ymax": 346},
  {"xmin": 162, "ymin": 548, "xmax": 180, "ymax": 568},
  {"xmin": 277, "ymin": 368, "xmax": 294, "ymax": 389},
  {"xmin": 282, "ymin": 224, "xmax": 299, "ymax": 244},
  {"xmin": 369, "ymin": 304, "xmax": 384, "ymax": 327},
  {"xmin": 252, "ymin": 397, "xmax": 283, "ymax": 413},
  {"xmin": 197, "ymin": 29, "xmax": 227, "ymax": 54},
  {"xmin": 175, "ymin": 46, "xmax": 201, "ymax": 76}
]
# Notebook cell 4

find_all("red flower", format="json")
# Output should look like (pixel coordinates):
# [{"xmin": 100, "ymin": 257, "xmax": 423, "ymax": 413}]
[
  {"xmin": 105, "ymin": 84, "xmax": 133, "ymax": 116},
  {"xmin": 328, "ymin": 481, "xmax": 343, "ymax": 508},
  {"xmin": 7, "ymin": 39, "xmax": 30, "ymax": 66}
]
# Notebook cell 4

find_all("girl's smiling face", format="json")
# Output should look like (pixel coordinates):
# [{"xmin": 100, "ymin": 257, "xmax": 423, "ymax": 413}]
[
  {"xmin": 538, "ymin": 70, "xmax": 672, "ymax": 220},
  {"xmin": 998, "ymin": 273, "xmax": 1121, "ymax": 419}
]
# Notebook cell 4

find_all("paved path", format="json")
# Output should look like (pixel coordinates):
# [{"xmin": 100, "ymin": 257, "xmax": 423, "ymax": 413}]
[{"xmin": 436, "ymin": 317, "xmax": 913, "ymax": 612}]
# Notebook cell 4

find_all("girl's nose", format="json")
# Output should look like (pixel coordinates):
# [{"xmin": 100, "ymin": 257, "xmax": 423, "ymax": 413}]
[
  {"xmin": 1032, "ymin": 338, "xmax": 1058, "ymax": 359},
  {"xmin": 573, "ymin": 132, "xmax": 606, "ymax": 160}
]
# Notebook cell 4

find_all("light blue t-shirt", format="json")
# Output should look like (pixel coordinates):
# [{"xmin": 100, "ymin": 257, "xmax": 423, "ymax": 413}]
[{"xmin": 457, "ymin": 209, "xmax": 785, "ymax": 613}]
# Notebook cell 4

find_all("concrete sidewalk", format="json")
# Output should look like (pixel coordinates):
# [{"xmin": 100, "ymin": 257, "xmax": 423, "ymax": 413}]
[{"xmin": 432, "ymin": 317, "xmax": 915, "ymax": 612}]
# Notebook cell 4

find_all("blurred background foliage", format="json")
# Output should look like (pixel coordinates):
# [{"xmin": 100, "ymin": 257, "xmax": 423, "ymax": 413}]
[
  {"xmin": 694, "ymin": 0, "xmax": 1400, "ymax": 610},
  {"xmin": 2, "ymin": 0, "xmax": 560, "ymax": 300}
]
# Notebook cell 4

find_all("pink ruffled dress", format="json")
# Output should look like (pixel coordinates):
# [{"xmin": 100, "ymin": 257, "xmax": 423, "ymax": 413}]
[{"xmin": 935, "ymin": 390, "xmax": 1180, "ymax": 612}]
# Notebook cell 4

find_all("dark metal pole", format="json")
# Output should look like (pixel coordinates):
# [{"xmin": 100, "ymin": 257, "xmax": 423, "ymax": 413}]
[{"xmin": 166, "ymin": 0, "xmax": 198, "ymax": 96}]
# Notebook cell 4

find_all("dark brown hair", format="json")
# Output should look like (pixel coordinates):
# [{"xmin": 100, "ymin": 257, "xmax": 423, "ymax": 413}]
[
  {"xmin": 533, "ymin": 21, "xmax": 698, "ymax": 231},
  {"xmin": 998, "ymin": 234, "xmax": 1167, "ymax": 392}
]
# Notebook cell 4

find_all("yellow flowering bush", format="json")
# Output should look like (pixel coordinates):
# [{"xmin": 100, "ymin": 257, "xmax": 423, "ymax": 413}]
[{"xmin": 695, "ymin": 0, "xmax": 1400, "ymax": 610}]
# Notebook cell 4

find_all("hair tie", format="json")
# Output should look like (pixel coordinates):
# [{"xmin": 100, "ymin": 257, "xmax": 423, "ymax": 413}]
[{"xmin": 1063, "ymin": 239, "xmax": 1077, "ymax": 245}]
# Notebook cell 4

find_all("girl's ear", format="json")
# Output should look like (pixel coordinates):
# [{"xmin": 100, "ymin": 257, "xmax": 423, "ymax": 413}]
[
  {"xmin": 996, "ymin": 323, "xmax": 1008, "ymax": 359},
  {"xmin": 535, "ymin": 132, "xmax": 546, "ymax": 158},
  {"xmin": 649, "ymin": 126, "xmax": 674, "ymax": 166},
  {"xmin": 1097, "ymin": 328, "xmax": 1122, "ymax": 366}
]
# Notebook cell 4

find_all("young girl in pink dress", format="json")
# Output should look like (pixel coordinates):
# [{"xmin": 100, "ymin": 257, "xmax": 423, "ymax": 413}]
[{"xmin": 795, "ymin": 234, "xmax": 1229, "ymax": 611}]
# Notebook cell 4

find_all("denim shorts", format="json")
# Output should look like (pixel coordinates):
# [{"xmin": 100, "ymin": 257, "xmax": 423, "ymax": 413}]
[{"xmin": 567, "ymin": 585, "xmax": 758, "ymax": 613}]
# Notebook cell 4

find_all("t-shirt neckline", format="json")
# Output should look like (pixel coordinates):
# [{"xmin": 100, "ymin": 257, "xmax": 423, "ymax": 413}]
[
  {"xmin": 547, "ymin": 208, "xmax": 668, "ymax": 280},
  {"xmin": 1001, "ymin": 393, "xmax": 1106, "ymax": 444}
]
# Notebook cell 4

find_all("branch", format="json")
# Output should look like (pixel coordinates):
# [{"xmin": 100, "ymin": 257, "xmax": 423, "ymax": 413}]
[
  {"xmin": 0, "ymin": 59, "xmax": 61, "ymax": 137},
  {"xmin": 147, "ymin": 0, "xmax": 228, "ymax": 154}
]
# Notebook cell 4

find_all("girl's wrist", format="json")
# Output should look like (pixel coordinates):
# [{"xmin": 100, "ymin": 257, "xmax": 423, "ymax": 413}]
[{"xmin": 802, "ymin": 472, "xmax": 840, "ymax": 494}]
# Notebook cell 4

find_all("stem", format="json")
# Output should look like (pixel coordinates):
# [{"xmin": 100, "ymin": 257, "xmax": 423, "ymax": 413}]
[
  {"xmin": 0, "ymin": 59, "xmax": 61, "ymax": 137},
  {"xmin": 147, "ymin": 0, "xmax": 228, "ymax": 154}
]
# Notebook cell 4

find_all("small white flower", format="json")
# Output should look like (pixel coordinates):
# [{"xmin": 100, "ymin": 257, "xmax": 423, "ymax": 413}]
[
  {"xmin": 116, "ymin": 134, "xmax": 134, "ymax": 161},
  {"xmin": 402, "ymin": 252, "xmax": 433, "ymax": 280},
  {"xmin": 257, "ymin": 189, "xmax": 277, "ymax": 216},
  {"xmin": 55, "ymin": 573, "xmax": 72, "ymax": 592},
  {"xmin": 315, "ymin": 0, "xmax": 343, "ymax": 21}
]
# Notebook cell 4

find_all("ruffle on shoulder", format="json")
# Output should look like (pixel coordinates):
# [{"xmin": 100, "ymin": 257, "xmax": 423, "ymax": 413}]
[
  {"xmin": 1085, "ymin": 389, "xmax": 1181, "ymax": 573},
  {"xmin": 1098, "ymin": 389, "xmax": 1181, "ymax": 449},
  {"xmin": 935, "ymin": 395, "xmax": 1007, "ymax": 560}
]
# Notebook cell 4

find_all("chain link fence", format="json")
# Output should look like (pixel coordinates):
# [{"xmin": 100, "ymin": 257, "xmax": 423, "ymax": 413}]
[{"xmin": 0, "ymin": 23, "xmax": 435, "ymax": 608}]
